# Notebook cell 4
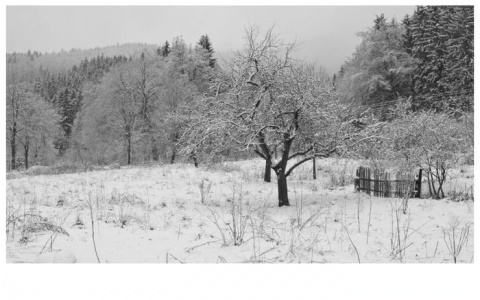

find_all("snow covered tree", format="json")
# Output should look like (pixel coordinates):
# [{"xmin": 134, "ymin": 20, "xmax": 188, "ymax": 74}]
[
  {"xmin": 357, "ymin": 99, "xmax": 470, "ymax": 199},
  {"xmin": 159, "ymin": 40, "xmax": 171, "ymax": 58},
  {"xmin": 410, "ymin": 6, "xmax": 474, "ymax": 111},
  {"xmin": 153, "ymin": 66, "xmax": 198, "ymax": 165},
  {"xmin": 182, "ymin": 26, "xmax": 352, "ymax": 207},
  {"xmin": 402, "ymin": 14, "xmax": 414, "ymax": 55},
  {"xmin": 7, "ymin": 83, "xmax": 27, "ymax": 170},
  {"xmin": 7, "ymin": 83, "xmax": 60, "ymax": 170},
  {"xmin": 197, "ymin": 34, "xmax": 216, "ymax": 68},
  {"xmin": 17, "ymin": 93, "xmax": 60, "ymax": 169},
  {"xmin": 336, "ymin": 16, "xmax": 415, "ymax": 116},
  {"xmin": 86, "ymin": 56, "xmax": 163, "ymax": 165}
]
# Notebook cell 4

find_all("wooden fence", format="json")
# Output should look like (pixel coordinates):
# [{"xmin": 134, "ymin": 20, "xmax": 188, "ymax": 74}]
[{"xmin": 354, "ymin": 167, "xmax": 422, "ymax": 198}]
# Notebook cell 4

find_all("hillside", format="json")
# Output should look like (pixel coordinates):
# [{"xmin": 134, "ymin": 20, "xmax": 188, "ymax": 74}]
[{"xmin": 6, "ymin": 43, "xmax": 159, "ymax": 82}]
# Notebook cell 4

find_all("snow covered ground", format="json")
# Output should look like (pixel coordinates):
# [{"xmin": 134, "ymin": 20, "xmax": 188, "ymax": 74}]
[{"xmin": 6, "ymin": 158, "xmax": 474, "ymax": 263}]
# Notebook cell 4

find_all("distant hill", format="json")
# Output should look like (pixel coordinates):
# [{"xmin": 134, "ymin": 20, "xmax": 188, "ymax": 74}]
[{"xmin": 6, "ymin": 43, "xmax": 159, "ymax": 82}]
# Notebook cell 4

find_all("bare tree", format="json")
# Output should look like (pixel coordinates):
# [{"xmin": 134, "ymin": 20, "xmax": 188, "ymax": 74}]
[
  {"xmin": 16, "ymin": 94, "xmax": 60, "ymax": 169},
  {"xmin": 7, "ymin": 83, "xmax": 60, "ymax": 170},
  {"xmin": 154, "ymin": 66, "xmax": 197, "ymax": 165},
  {"xmin": 88, "ymin": 55, "xmax": 163, "ymax": 165},
  {"xmin": 136, "ymin": 53, "xmax": 163, "ymax": 162},
  {"xmin": 183, "ymin": 26, "xmax": 351, "ymax": 207},
  {"xmin": 93, "ymin": 64, "xmax": 143, "ymax": 165},
  {"xmin": 155, "ymin": 37, "xmax": 212, "ymax": 166},
  {"xmin": 6, "ymin": 83, "xmax": 23, "ymax": 170},
  {"xmin": 357, "ymin": 99, "xmax": 469, "ymax": 199}
]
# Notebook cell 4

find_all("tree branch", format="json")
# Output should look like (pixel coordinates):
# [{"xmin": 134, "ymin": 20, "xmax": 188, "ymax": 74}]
[
  {"xmin": 285, "ymin": 147, "xmax": 337, "ymax": 177},
  {"xmin": 285, "ymin": 156, "xmax": 313, "ymax": 177},
  {"xmin": 253, "ymin": 148, "xmax": 267, "ymax": 160},
  {"xmin": 288, "ymin": 146, "xmax": 313, "ymax": 160}
]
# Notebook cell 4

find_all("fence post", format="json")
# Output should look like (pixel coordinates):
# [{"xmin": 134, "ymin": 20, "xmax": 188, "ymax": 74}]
[
  {"xmin": 367, "ymin": 167, "xmax": 371, "ymax": 195},
  {"xmin": 415, "ymin": 169, "xmax": 423, "ymax": 198},
  {"xmin": 354, "ymin": 167, "xmax": 360, "ymax": 192},
  {"xmin": 386, "ymin": 172, "xmax": 390, "ymax": 197}
]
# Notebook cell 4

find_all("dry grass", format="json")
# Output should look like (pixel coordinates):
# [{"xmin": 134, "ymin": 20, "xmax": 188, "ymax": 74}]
[{"xmin": 5, "ymin": 157, "xmax": 474, "ymax": 263}]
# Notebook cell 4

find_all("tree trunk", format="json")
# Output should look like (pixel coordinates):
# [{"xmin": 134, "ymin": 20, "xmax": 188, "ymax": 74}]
[
  {"xmin": 276, "ymin": 136, "xmax": 294, "ymax": 207},
  {"xmin": 127, "ymin": 137, "xmax": 131, "ymax": 165},
  {"xmin": 151, "ymin": 137, "xmax": 159, "ymax": 162},
  {"xmin": 10, "ymin": 122, "xmax": 17, "ymax": 170},
  {"xmin": 10, "ymin": 139, "xmax": 16, "ymax": 171},
  {"xmin": 24, "ymin": 144, "xmax": 29, "ymax": 170},
  {"xmin": 193, "ymin": 157, "xmax": 199, "ymax": 168},
  {"xmin": 264, "ymin": 158, "xmax": 272, "ymax": 182},
  {"xmin": 277, "ymin": 169, "xmax": 290, "ymax": 207},
  {"xmin": 190, "ymin": 151, "xmax": 199, "ymax": 168},
  {"xmin": 170, "ymin": 133, "xmax": 178, "ymax": 164},
  {"xmin": 312, "ymin": 157, "xmax": 316, "ymax": 180},
  {"xmin": 426, "ymin": 171, "xmax": 433, "ymax": 197},
  {"xmin": 429, "ymin": 170, "xmax": 438, "ymax": 199},
  {"xmin": 437, "ymin": 162, "xmax": 446, "ymax": 199},
  {"xmin": 170, "ymin": 148, "xmax": 176, "ymax": 164},
  {"xmin": 415, "ymin": 169, "xmax": 422, "ymax": 198},
  {"xmin": 41, "ymin": 134, "xmax": 47, "ymax": 165},
  {"xmin": 256, "ymin": 133, "xmax": 272, "ymax": 183}
]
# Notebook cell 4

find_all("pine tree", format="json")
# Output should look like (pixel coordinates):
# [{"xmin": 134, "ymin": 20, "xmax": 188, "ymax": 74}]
[
  {"xmin": 338, "ymin": 66, "xmax": 345, "ymax": 78},
  {"xmin": 197, "ymin": 35, "xmax": 216, "ymax": 68},
  {"xmin": 373, "ymin": 14, "xmax": 386, "ymax": 30},
  {"xmin": 160, "ymin": 40, "xmax": 171, "ymax": 58},
  {"xmin": 443, "ymin": 6, "xmax": 474, "ymax": 110},
  {"xmin": 33, "ymin": 53, "xmax": 128, "ymax": 155},
  {"xmin": 336, "ymin": 16, "xmax": 414, "ymax": 112},
  {"xmin": 402, "ymin": 14, "xmax": 414, "ymax": 55},
  {"xmin": 411, "ymin": 5, "xmax": 473, "ymax": 111}
]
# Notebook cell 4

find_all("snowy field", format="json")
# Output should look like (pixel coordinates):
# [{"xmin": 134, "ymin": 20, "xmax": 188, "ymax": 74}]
[{"xmin": 6, "ymin": 158, "xmax": 474, "ymax": 263}]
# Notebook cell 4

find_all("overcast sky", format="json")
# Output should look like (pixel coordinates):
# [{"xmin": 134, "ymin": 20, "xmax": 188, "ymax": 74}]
[{"xmin": 7, "ymin": 6, "xmax": 415, "ymax": 74}]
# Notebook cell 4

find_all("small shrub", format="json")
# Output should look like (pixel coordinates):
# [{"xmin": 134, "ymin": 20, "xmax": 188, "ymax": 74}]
[
  {"xmin": 199, "ymin": 178, "xmax": 212, "ymax": 204},
  {"xmin": 181, "ymin": 215, "xmax": 192, "ymax": 222},
  {"xmin": 154, "ymin": 201, "xmax": 167, "ymax": 209},
  {"xmin": 389, "ymin": 200, "xmax": 412, "ymax": 262},
  {"xmin": 449, "ymin": 186, "xmax": 474, "ymax": 202},
  {"xmin": 6, "ymin": 171, "xmax": 24, "ymax": 180},
  {"xmin": 73, "ymin": 215, "xmax": 84, "ymax": 227},
  {"xmin": 51, "ymin": 163, "xmax": 83, "ymax": 174},
  {"xmin": 24, "ymin": 221, "xmax": 69, "ymax": 236},
  {"xmin": 329, "ymin": 167, "xmax": 349, "ymax": 188},
  {"xmin": 204, "ymin": 183, "xmax": 252, "ymax": 246},
  {"xmin": 89, "ymin": 165, "xmax": 104, "ymax": 171},
  {"xmin": 27, "ymin": 166, "xmax": 53, "ymax": 176},
  {"xmin": 175, "ymin": 200, "xmax": 186, "ymax": 210},
  {"xmin": 110, "ymin": 163, "xmax": 121, "ymax": 169},
  {"xmin": 215, "ymin": 162, "xmax": 243, "ymax": 174},
  {"xmin": 443, "ymin": 218, "xmax": 471, "ymax": 263}
]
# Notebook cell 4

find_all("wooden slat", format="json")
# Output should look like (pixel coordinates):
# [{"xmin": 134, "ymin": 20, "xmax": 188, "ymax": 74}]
[{"xmin": 355, "ymin": 167, "xmax": 420, "ymax": 199}]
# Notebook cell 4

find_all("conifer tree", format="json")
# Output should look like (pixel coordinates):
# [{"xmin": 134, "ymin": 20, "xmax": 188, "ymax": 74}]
[
  {"xmin": 410, "ymin": 5, "xmax": 473, "ymax": 111},
  {"xmin": 160, "ymin": 40, "xmax": 171, "ymax": 58},
  {"xmin": 336, "ymin": 16, "xmax": 414, "ymax": 112},
  {"xmin": 197, "ymin": 34, "xmax": 216, "ymax": 68}
]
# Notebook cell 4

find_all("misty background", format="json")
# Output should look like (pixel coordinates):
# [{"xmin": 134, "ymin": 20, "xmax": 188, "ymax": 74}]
[{"xmin": 6, "ymin": 6, "xmax": 415, "ymax": 74}]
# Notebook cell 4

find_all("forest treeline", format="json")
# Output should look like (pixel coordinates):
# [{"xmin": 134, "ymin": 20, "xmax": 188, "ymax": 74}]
[
  {"xmin": 6, "ymin": 6, "xmax": 474, "ymax": 204},
  {"xmin": 336, "ymin": 6, "xmax": 473, "ymax": 112},
  {"xmin": 7, "ymin": 35, "xmax": 218, "ymax": 170}
]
